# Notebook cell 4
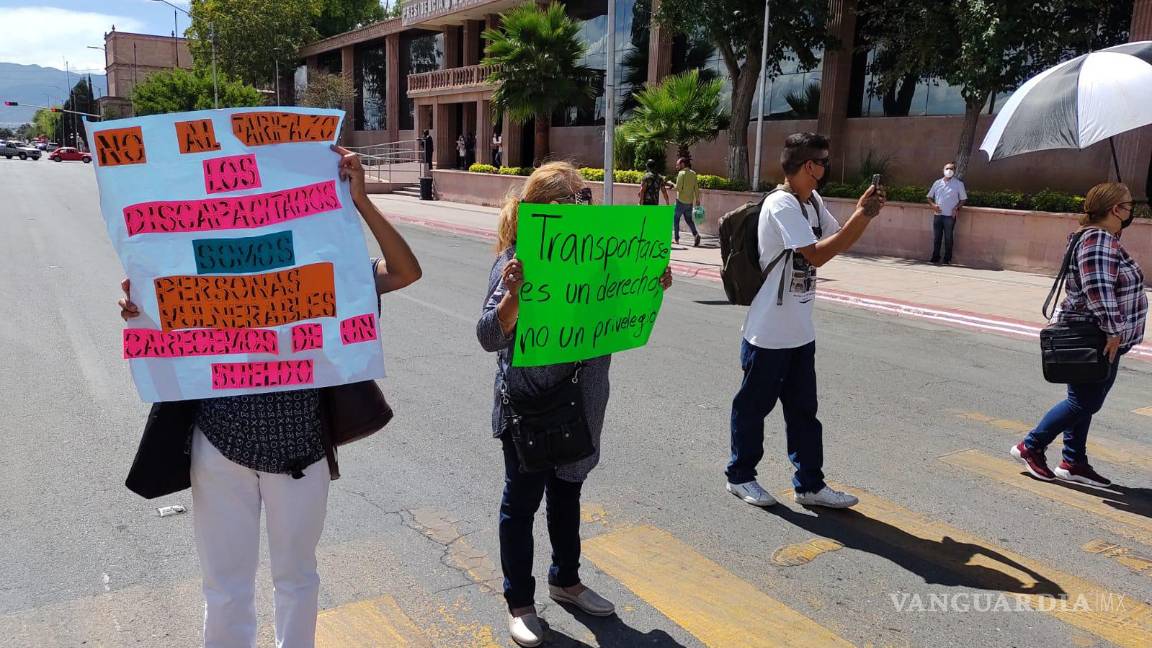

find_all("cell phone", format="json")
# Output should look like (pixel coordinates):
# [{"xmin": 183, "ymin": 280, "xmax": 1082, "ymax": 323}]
[{"xmin": 871, "ymin": 174, "xmax": 882, "ymax": 187}]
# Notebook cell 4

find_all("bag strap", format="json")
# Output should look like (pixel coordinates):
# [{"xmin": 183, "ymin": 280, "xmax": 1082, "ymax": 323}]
[{"xmin": 1043, "ymin": 229, "xmax": 1089, "ymax": 320}]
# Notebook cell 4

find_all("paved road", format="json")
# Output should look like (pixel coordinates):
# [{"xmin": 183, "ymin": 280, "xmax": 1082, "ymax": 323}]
[{"xmin": 2, "ymin": 158, "xmax": 1152, "ymax": 648}]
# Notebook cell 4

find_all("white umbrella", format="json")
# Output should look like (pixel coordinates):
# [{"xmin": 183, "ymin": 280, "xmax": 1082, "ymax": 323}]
[{"xmin": 980, "ymin": 40, "xmax": 1152, "ymax": 180}]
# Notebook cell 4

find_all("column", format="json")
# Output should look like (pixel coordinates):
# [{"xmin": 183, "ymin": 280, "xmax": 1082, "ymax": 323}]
[
  {"xmin": 386, "ymin": 34, "xmax": 401, "ymax": 141},
  {"xmin": 442, "ymin": 26, "xmax": 462, "ymax": 69},
  {"xmin": 463, "ymin": 20, "xmax": 483, "ymax": 66},
  {"xmin": 478, "ymin": 100, "xmax": 493, "ymax": 165},
  {"xmin": 435, "ymin": 102, "xmax": 456, "ymax": 169},
  {"xmin": 647, "ymin": 0, "xmax": 672, "ymax": 85},
  {"xmin": 1114, "ymin": 0, "xmax": 1152, "ymax": 196},
  {"xmin": 503, "ymin": 112, "xmax": 523, "ymax": 167},
  {"xmin": 341, "ymin": 45, "xmax": 356, "ymax": 140},
  {"xmin": 306, "ymin": 55, "xmax": 319, "ymax": 76},
  {"xmin": 815, "ymin": 0, "xmax": 856, "ymax": 152}
]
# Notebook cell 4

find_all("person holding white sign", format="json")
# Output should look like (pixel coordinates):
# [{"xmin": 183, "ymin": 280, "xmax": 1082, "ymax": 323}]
[{"xmin": 118, "ymin": 146, "xmax": 421, "ymax": 648}]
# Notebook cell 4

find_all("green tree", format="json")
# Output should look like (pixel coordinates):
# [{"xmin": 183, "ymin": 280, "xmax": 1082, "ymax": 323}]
[
  {"xmin": 132, "ymin": 68, "xmax": 263, "ymax": 116},
  {"xmin": 657, "ymin": 0, "xmax": 827, "ymax": 184},
  {"xmin": 858, "ymin": 0, "xmax": 1130, "ymax": 178},
  {"xmin": 483, "ymin": 2, "xmax": 596, "ymax": 166},
  {"xmin": 297, "ymin": 71, "xmax": 355, "ymax": 109},
  {"xmin": 624, "ymin": 69, "xmax": 726, "ymax": 163},
  {"xmin": 0, "ymin": 127, "xmax": 13, "ymax": 139},
  {"xmin": 314, "ymin": 0, "xmax": 387, "ymax": 37},
  {"xmin": 188, "ymin": 0, "xmax": 320, "ymax": 86},
  {"xmin": 30, "ymin": 108, "xmax": 60, "ymax": 140},
  {"xmin": 60, "ymin": 79, "xmax": 96, "ymax": 149}
]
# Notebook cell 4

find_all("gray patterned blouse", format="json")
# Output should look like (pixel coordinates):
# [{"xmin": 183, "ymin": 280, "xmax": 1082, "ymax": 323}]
[{"xmin": 477, "ymin": 247, "xmax": 611, "ymax": 482}]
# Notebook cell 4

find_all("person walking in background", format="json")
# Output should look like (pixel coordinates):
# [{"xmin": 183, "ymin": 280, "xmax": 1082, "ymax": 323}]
[
  {"xmin": 466, "ymin": 132, "xmax": 477, "ymax": 168},
  {"xmin": 422, "ymin": 130, "xmax": 434, "ymax": 170},
  {"xmin": 638, "ymin": 159, "xmax": 670, "ymax": 206},
  {"xmin": 478, "ymin": 162, "xmax": 672, "ymax": 647},
  {"xmin": 726, "ymin": 133, "xmax": 886, "ymax": 510},
  {"xmin": 926, "ymin": 161, "xmax": 967, "ymax": 264},
  {"xmin": 673, "ymin": 157, "xmax": 701, "ymax": 247},
  {"xmin": 1012, "ymin": 182, "xmax": 1146, "ymax": 488},
  {"xmin": 456, "ymin": 134, "xmax": 467, "ymax": 169},
  {"xmin": 492, "ymin": 131, "xmax": 503, "ymax": 167},
  {"xmin": 117, "ymin": 147, "xmax": 422, "ymax": 648}
]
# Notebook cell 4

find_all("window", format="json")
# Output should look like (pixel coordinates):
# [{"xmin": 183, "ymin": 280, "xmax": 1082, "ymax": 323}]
[
  {"xmin": 675, "ymin": 42, "xmax": 824, "ymax": 120},
  {"xmin": 400, "ymin": 31, "xmax": 444, "ymax": 130},
  {"xmin": 356, "ymin": 41, "xmax": 387, "ymax": 131},
  {"xmin": 316, "ymin": 50, "xmax": 342, "ymax": 75},
  {"xmin": 553, "ymin": 0, "xmax": 644, "ymax": 127}
]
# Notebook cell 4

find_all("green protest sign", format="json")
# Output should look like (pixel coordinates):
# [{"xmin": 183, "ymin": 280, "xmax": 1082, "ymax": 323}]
[{"xmin": 513, "ymin": 203, "xmax": 673, "ymax": 367}]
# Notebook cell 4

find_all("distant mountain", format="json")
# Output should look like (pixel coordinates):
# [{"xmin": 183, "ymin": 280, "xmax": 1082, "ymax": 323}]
[{"xmin": 0, "ymin": 62, "xmax": 108, "ymax": 126}]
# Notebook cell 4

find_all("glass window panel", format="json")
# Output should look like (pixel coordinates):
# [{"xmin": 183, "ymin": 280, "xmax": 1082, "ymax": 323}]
[{"xmin": 355, "ymin": 41, "xmax": 387, "ymax": 131}]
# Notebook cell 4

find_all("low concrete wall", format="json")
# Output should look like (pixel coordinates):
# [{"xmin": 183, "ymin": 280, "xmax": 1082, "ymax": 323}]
[{"xmin": 430, "ymin": 170, "xmax": 1152, "ymax": 273}]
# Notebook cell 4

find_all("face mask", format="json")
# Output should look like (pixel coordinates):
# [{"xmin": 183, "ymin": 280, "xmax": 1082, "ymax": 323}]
[
  {"xmin": 1121, "ymin": 207, "xmax": 1136, "ymax": 230},
  {"xmin": 809, "ymin": 160, "xmax": 830, "ymax": 190},
  {"xmin": 943, "ymin": 169, "xmax": 955, "ymax": 179}
]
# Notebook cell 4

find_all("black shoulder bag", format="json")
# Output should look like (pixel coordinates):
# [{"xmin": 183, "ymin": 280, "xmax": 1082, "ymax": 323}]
[
  {"xmin": 1039, "ymin": 229, "xmax": 1110, "ymax": 384},
  {"xmin": 500, "ymin": 362, "xmax": 596, "ymax": 473}
]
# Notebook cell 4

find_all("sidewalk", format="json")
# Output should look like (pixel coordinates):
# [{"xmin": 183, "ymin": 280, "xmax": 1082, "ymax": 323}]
[{"xmin": 370, "ymin": 194, "xmax": 1151, "ymax": 361}]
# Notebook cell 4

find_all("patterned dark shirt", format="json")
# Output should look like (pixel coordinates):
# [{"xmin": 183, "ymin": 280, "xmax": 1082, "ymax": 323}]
[
  {"xmin": 1057, "ymin": 228, "xmax": 1147, "ymax": 352},
  {"xmin": 196, "ymin": 389, "xmax": 325, "ymax": 474}
]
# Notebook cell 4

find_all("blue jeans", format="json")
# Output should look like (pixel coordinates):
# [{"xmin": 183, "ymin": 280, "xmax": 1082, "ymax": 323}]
[
  {"xmin": 674, "ymin": 200, "xmax": 699, "ymax": 241},
  {"xmin": 932, "ymin": 214, "xmax": 955, "ymax": 262},
  {"xmin": 498, "ymin": 435, "xmax": 583, "ymax": 610},
  {"xmin": 728, "ymin": 340, "xmax": 826, "ymax": 493},
  {"xmin": 1025, "ymin": 359, "xmax": 1121, "ymax": 465}
]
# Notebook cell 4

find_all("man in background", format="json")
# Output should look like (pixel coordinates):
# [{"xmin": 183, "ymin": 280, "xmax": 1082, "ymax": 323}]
[
  {"xmin": 926, "ymin": 161, "xmax": 967, "ymax": 264},
  {"xmin": 639, "ymin": 159, "xmax": 671, "ymax": 206},
  {"xmin": 673, "ymin": 157, "xmax": 701, "ymax": 247}
]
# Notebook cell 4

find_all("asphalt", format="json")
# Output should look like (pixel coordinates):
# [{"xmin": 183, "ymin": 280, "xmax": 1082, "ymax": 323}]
[{"xmin": 2, "ymin": 157, "xmax": 1151, "ymax": 648}]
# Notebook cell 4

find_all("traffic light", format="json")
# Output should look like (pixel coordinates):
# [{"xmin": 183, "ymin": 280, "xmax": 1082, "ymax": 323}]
[
  {"xmin": 2, "ymin": 101, "xmax": 17, "ymax": 106},
  {"xmin": 50, "ymin": 107, "xmax": 61, "ymax": 113}
]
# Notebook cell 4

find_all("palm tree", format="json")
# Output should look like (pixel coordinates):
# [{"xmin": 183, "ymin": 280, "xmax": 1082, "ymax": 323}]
[
  {"xmin": 624, "ymin": 69, "xmax": 726, "ymax": 162},
  {"xmin": 483, "ymin": 2, "xmax": 595, "ymax": 166}
]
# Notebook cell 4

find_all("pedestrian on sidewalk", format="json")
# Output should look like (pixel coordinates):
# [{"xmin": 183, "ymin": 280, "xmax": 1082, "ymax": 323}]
[
  {"xmin": 1012, "ymin": 182, "xmax": 1146, "ymax": 488},
  {"xmin": 457, "ymin": 134, "xmax": 467, "ymax": 169},
  {"xmin": 673, "ymin": 157, "xmax": 702, "ymax": 247},
  {"xmin": 117, "ymin": 147, "xmax": 422, "ymax": 648},
  {"xmin": 638, "ymin": 159, "xmax": 670, "ymax": 206},
  {"xmin": 726, "ymin": 132, "xmax": 886, "ymax": 510},
  {"xmin": 478, "ymin": 162, "xmax": 672, "ymax": 647},
  {"xmin": 422, "ymin": 130, "xmax": 434, "ymax": 169},
  {"xmin": 926, "ymin": 161, "xmax": 967, "ymax": 264},
  {"xmin": 492, "ymin": 131, "xmax": 503, "ymax": 167}
]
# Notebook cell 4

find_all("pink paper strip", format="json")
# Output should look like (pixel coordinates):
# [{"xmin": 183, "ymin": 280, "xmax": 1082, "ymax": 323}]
[
  {"xmin": 123, "ymin": 180, "xmax": 340, "ymax": 236},
  {"xmin": 210, "ymin": 360, "xmax": 314, "ymax": 389},
  {"xmin": 203, "ymin": 154, "xmax": 262, "ymax": 194},
  {"xmin": 124, "ymin": 328, "xmax": 278, "ymax": 359},
  {"xmin": 291, "ymin": 323, "xmax": 324, "ymax": 352},
  {"xmin": 340, "ymin": 313, "xmax": 378, "ymax": 345}
]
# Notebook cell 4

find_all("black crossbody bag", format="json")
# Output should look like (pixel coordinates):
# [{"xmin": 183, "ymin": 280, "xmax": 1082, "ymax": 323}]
[
  {"xmin": 500, "ymin": 362, "xmax": 596, "ymax": 473},
  {"xmin": 1039, "ymin": 230, "xmax": 1110, "ymax": 384}
]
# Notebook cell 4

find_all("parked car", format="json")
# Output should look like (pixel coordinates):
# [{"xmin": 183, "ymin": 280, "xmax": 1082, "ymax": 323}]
[
  {"xmin": 48, "ymin": 147, "xmax": 91, "ymax": 163},
  {"xmin": 0, "ymin": 140, "xmax": 42, "ymax": 160}
]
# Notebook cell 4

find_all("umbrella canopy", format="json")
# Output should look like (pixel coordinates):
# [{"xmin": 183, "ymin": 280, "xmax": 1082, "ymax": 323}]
[{"xmin": 981, "ymin": 41, "xmax": 1152, "ymax": 161}]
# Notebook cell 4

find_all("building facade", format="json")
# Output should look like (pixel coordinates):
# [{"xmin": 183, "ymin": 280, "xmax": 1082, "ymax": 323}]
[
  {"xmin": 297, "ymin": 0, "xmax": 1152, "ymax": 195},
  {"xmin": 98, "ymin": 29, "xmax": 192, "ymax": 119}
]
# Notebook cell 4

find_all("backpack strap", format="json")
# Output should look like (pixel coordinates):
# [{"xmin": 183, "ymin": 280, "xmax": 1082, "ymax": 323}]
[{"xmin": 1043, "ymin": 229, "xmax": 1089, "ymax": 320}]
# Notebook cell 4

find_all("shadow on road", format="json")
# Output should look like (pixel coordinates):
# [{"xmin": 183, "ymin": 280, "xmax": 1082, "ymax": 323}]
[
  {"xmin": 1044, "ymin": 478, "xmax": 1152, "ymax": 519},
  {"xmin": 541, "ymin": 611, "xmax": 689, "ymax": 647},
  {"xmin": 763, "ymin": 505, "xmax": 1065, "ymax": 597}
]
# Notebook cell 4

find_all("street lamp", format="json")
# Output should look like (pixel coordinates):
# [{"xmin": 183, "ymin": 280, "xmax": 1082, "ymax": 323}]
[{"xmin": 151, "ymin": 0, "xmax": 218, "ymax": 108}]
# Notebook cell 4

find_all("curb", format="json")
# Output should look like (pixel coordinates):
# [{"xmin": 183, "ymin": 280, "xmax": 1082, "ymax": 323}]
[{"xmin": 387, "ymin": 210, "xmax": 1152, "ymax": 362}]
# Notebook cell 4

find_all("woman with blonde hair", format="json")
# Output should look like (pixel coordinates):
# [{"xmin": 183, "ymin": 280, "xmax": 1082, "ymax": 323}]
[
  {"xmin": 1012, "ymin": 182, "xmax": 1146, "ymax": 487},
  {"xmin": 477, "ymin": 162, "xmax": 671, "ymax": 646}
]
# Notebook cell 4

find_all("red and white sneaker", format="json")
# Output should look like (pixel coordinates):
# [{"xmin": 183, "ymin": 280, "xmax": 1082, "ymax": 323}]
[
  {"xmin": 1010, "ymin": 442, "xmax": 1055, "ymax": 481},
  {"xmin": 1054, "ymin": 461, "xmax": 1112, "ymax": 488}
]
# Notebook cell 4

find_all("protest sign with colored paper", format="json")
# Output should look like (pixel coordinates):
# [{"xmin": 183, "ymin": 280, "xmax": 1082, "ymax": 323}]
[
  {"xmin": 87, "ymin": 107, "xmax": 385, "ymax": 402},
  {"xmin": 513, "ymin": 204, "xmax": 673, "ymax": 367}
]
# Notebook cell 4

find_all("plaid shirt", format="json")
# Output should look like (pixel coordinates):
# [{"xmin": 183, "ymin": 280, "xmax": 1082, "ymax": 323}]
[{"xmin": 1057, "ymin": 228, "xmax": 1148, "ymax": 352}]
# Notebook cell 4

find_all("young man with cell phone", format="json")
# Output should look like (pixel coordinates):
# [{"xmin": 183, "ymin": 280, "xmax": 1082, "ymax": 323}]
[{"xmin": 725, "ymin": 132, "xmax": 886, "ymax": 509}]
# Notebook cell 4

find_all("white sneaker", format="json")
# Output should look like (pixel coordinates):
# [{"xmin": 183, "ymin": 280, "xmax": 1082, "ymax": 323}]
[
  {"xmin": 794, "ymin": 486, "xmax": 858, "ymax": 509},
  {"xmin": 726, "ymin": 480, "xmax": 777, "ymax": 507},
  {"xmin": 508, "ymin": 611, "xmax": 544, "ymax": 647}
]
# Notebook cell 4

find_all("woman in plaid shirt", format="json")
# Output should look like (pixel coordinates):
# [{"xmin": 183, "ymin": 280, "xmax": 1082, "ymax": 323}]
[{"xmin": 1012, "ymin": 183, "xmax": 1147, "ymax": 488}]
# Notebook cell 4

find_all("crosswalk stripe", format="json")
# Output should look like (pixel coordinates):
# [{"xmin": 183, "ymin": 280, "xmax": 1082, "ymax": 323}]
[
  {"xmin": 315, "ymin": 595, "xmax": 430, "ymax": 647},
  {"xmin": 583, "ymin": 525, "xmax": 854, "ymax": 648},
  {"xmin": 1082, "ymin": 540, "xmax": 1152, "ymax": 578},
  {"xmin": 940, "ymin": 449, "xmax": 1152, "ymax": 545},
  {"xmin": 813, "ymin": 480, "xmax": 1152, "ymax": 648},
  {"xmin": 948, "ymin": 409, "xmax": 1152, "ymax": 470},
  {"xmin": 1134, "ymin": 407, "xmax": 1152, "ymax": 417}
]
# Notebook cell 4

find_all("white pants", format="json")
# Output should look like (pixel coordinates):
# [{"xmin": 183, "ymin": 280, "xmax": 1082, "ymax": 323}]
[{"xmin": 191, "ymin": 428, "xmax": 330, "ymax": 648}]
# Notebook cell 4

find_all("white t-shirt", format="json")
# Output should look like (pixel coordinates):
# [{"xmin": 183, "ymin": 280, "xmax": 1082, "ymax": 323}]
[{"xmin": 742, "ymin": 190, "xmax": 841, "ymax": 349}]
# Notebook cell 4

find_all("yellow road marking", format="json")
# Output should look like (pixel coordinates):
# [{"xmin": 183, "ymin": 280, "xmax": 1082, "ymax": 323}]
[
  {"xmin": 407, "ymin": 508, "xmax": 503, "ymax": 593},
  {"xmin": 316, "ymin": 595, "xmax": 430, "ymax": 648},
  {"xmin": 1082, "ymin": 540, "xmax": 1152, "ymax": 577},
  {"xmin": 940, "ymin": 449, "xmax": 1152, "ymax": 545},
  {"xmin": 949, "ymin": 409, "xmax": 1152, "ymax": 470},
  {"xmin": 1134, "ymin": 407, "xmax": 1152, "ymax": 417},
  {"xmin": 584, "ymin": 525, "xmax": 854, "ymax": 648},
  {"xmin": 781, "ymin": 482, "xmax": 1152, "ymax": 648},
  {"xmin": 771, "ymin": 538, "xmax": 844, "ymax": 566}
]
